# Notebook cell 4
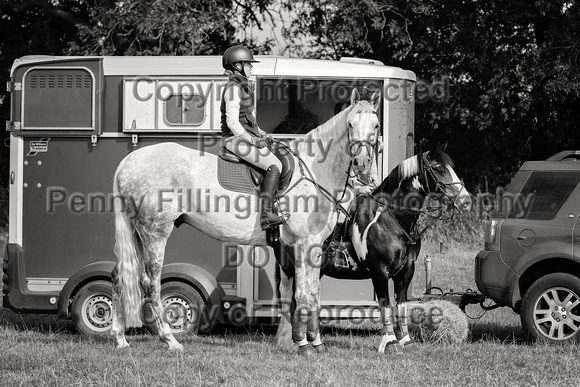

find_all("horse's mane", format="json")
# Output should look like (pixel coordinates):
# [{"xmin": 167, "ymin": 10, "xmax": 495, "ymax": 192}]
[
  {"xmin": 374, "ymin": 149, "xmax": 454, "ymax": 194},
  {"xmin": 303, "ymin": 105, "xmax": 353, "ymax": 145}
]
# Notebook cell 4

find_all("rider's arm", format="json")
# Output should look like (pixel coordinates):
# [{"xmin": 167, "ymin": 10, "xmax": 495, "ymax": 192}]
[{"xmin": 225, "ymin": 83, "xmax": 252, "ymax": 141}]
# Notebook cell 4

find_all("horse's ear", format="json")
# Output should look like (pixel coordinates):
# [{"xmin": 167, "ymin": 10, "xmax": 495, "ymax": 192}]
[
  {"xmin": 350, "ymin": 89, "xmax": 360, "ymax": 105},
  {"xmin": 437, "ymin": 141, "xmax": 448, "ymax": 152},
  {"xmin": 370, "ymin": 90, "xmax": 381, "ymax": 111}
]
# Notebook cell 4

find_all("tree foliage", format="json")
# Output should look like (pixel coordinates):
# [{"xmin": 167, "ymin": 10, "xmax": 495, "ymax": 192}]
[
  {"xmin": 285, "ymin": 0, "xmax": 580, "ymax": 190},
  {"xmin": 1, "ymin": 0, "xmax": 579, "ymax": 193}
]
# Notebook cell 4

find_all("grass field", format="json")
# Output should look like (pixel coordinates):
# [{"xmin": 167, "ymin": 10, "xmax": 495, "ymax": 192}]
[{"xmin": 1, "ymin": 219, "xmax": 579, "ymax": 386}]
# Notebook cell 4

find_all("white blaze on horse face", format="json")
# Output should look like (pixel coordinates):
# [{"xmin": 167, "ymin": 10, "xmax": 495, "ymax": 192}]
[
  {"xmin": 446, "ymin": 165, "xmax": 462, "ymax": 192},
  {"xmin": 446, "ymin": 165, "xmax": 472, "ymax": 212},
  {"xmin": 351, "ymin": 207, "xmax": 385, "ymax": 261},
  {"xmin": 347, "ymin": 102, "xmax": 379, "ymax": 174}
]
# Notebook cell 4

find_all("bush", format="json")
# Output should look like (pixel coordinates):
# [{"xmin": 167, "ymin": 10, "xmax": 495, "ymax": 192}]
[{"xmin": 420, "ymin": 211, "xmax": 484, "ymax": 246}]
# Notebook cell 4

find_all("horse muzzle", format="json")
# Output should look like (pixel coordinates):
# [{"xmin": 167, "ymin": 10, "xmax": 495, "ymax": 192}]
[{"xmin": 454, "ymin": 191, "xmax": 472, "ymax": 213}]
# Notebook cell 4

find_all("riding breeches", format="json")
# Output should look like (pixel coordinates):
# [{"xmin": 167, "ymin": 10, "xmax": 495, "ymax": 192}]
[{"xmin": 224, "ymin": 136, "xmax": 282, "ymax": 172}]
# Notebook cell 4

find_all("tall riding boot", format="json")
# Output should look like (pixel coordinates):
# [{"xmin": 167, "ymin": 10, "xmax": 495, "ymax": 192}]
[
  {"xmin": 260, "ymin": 165, "xmax": 288, "ymax": 230},
  {"xmin": 326, "ymin": 221, "xmax": 349, "ymax": 271}
]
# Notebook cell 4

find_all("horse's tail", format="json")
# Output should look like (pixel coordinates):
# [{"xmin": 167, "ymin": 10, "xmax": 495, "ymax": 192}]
[{"xmin": 113, "ymin": 157, "xmax": 143, "ymax": 328}]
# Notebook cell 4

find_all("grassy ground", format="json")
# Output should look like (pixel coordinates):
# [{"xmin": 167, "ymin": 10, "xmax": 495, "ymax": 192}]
[{"xmin": 1, "ymin": 217, "xmax": 579, "ymax": 386}]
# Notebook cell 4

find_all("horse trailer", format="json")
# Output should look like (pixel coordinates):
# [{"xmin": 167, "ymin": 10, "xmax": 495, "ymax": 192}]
[{"xmin": 4, "ymin": 55, "xmax": 416, "ymax": 336}]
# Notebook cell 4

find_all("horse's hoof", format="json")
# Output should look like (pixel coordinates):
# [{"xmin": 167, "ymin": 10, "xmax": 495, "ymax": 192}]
[
  {"xmin": 167, "ymin": 343, "xmax": 184, "ymax": 352},
  {"xmin": 297, "ymin": 344, "xmax": 316, "ymax": 357},
  {"xmin": 115, "ymin": 339, "xmax": 130, "ymax": 349},
  {"xmin": 385, "ymin": 341, "xmax": 404, "ymax": 354},
  {"xmin": 312, "ymin": 343, "xmax": 327, "ymax": 353},
  {"xmin": 402, "ymin": 339, "xmax": 418, "ymax": 350}
]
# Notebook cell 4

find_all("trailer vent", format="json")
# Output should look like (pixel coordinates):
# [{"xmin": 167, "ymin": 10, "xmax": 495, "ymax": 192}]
[
  {"xmin": 29, "ymin": 74, "xmax": 92, "ymax": 89},
  {"xmin": 23, "ymin": 68, "xmax": 94, "ymax": 130}
]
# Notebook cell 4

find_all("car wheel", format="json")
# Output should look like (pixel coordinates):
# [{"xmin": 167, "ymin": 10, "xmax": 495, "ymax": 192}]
[
  {"xmin": 157, "ymin": 281, "xmax": 213, "ymax": 336},
  {"xmin": 71, "ymin": 280, "xmax": 113, "ymax": 337},
  {"xmin": 521, "ymin": 272, "xmax": 580, "ymax": 343}
]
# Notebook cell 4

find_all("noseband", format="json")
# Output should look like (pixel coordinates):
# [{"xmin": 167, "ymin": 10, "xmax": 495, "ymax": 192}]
[{"xmin": 346, "ymin": 116, "xmax": 379, "ymax": 170}]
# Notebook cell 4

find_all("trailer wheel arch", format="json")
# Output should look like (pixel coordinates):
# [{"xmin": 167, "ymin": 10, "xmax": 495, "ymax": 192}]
[
  {"xmin": 57, "ymin": 261, "xmax": 116, "ymax": 318},
  {"xmin": 58, "ymin": 261, "xmax": 225, "ymax": 323},
  {"xmin": 160, "ymin": 263, "xmax": 226, "ymax": 321}
]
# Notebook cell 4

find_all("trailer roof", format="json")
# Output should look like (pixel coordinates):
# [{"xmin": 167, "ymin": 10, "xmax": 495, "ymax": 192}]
[{"xmin": 11, "ymin": 55, "xmax": 416, "ymax": 81}]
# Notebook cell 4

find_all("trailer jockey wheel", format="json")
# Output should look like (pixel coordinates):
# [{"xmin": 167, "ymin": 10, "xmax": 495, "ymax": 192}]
[
  {"xmin": 521, "ymin": 273, "xmax": 580, "ymax": 344},
  {"xmin": 159, "ymin": 282, "xmax": 212, "ymax": 336},
  {"xmin": 71, "ymin": 280, "xmax": 114, "ymax": 337}
]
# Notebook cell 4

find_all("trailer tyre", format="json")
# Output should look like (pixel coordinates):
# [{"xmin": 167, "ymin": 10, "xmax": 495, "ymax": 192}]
[
  {"xmin": 521, "ymin": 273, "xmax": 580, "ymax": 344},
  {"xmin": 158, "ymin": 281, "xmax": 212, "ymax": 336},
  {"xmin": 71, "ymin": 280, "xmax": 114, "ymax": 337}
]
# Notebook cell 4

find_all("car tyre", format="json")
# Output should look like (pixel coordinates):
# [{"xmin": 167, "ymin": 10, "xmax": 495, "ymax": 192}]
[{"xmin": 521, "ymin": 272, "xmax": 580, "ymax": 344}]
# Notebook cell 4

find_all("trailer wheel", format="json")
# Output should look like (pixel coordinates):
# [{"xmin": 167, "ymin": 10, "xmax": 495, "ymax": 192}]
[
  {"xmin": 158, "ymin": 281, "xmax": 211, "ymax": 336},
  {"xmin": 521, "ymin": 273, "xmax": 580, "ymax": 343},
  {"xmin": 71, "ymin": 280, "xmax": 113, "ymax": 337}
]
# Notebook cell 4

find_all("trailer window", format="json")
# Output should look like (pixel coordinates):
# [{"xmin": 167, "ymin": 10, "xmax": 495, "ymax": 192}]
[
  {"xmin": 256, "ymin": 78, "xmax": 383, "ymax": 135},
  {"xmin": 164, "ymin": 94, "xmax": 205, "ymax": 126},
  {"xmin": 22, "ymin": 68, "xmax": 94, "ymax": 130}
]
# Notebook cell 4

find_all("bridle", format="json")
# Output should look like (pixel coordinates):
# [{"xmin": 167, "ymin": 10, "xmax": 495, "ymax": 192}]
[
  {"xmin": 276, "ymin": 104, "xmax": 380, "ymax": 216},
  {"xmin": 346, "ymin": 112, "xmax": 379, "ymax": 168},
  {"xmin": 420, "ymin": 151, "xmax": 465, "ymax": 215}
]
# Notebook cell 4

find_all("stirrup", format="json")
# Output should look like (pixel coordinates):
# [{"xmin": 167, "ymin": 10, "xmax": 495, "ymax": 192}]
[
  {"xmin": 327, "ymin": 243, "xmax": 350, "ymax": 272},
  {"xmin": 261, "ymin": 212, "xmax": 290, "ymax": 230}
]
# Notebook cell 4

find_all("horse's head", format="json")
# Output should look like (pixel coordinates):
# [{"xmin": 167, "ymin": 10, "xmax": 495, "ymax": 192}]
[
  {"xmin": 345, "ymin": 89, "xmax": 381, "ymax": 176},
  {"xmin": 421, "ymin": 147, "xmax": 472, "ymax": 213}
]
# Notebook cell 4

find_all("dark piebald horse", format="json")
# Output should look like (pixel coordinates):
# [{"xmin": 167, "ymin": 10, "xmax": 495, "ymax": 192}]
[
  {"xmin": 344, "ymin": 147, "xmax": 471, "ymax": 352},
  {"xmin": 275, "ymin": 147, "xmax": 471, "ymax": 352}
]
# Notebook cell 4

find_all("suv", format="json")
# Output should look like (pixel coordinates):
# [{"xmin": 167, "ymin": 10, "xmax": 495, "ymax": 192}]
[{"xmin": 476, "ymin": 150, "xmax": 580, "ymax": 343}]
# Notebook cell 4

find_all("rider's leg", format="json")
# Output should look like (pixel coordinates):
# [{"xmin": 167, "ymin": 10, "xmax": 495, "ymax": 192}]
[
  {"xmin": 224, "ymin": 136, "xmax": 282, "ymax": 171},
  {"xmin": 326, "ymin": 212, "xmax": 349, "ymax": 271},
  {"xmin": 225, "ymin": 137, "xmax": 287, "ymax": 229}
]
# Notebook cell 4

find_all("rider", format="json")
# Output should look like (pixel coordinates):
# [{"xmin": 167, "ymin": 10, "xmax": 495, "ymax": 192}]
[{"xmin": 220, "ymin": 45, "xmax": 288, "ymax": 230}]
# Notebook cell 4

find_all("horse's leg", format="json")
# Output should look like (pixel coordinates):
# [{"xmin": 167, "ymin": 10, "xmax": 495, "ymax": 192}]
[
  {"xmin": 274, "ymin": 270, "xmax": 294, "ymax": 347},
  {"xmin": 111, "ymin": 264, "xmax": 129, "ymax": 348},
  {"xmin": 139, "ymin": 223, "xmax": 183, "ymax": 351},
  {"xmin": 372, "ymin": 267, "xmax": 403, "ymax": 354},
  {"xmin": 292, "ymin": 242, "xmax": 322, "ymax": 356},
  {"xmin": 394, "ymin": 255, "xmax": 417, "ymax": 349}
]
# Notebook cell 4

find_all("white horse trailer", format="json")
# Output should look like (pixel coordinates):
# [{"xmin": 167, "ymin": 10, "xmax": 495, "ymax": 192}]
[{"xmin": 4, "ymin": 55, "xmax": 415, "ymax": 335}]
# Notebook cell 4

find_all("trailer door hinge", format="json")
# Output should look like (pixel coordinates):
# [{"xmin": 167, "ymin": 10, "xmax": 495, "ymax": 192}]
[
  {"xmin": 6, "ymin": 81, "xmax": 22, "ymax": 92},
  {"xmin": 132, "ymin": 134, "xmax": 139, "ymax": 147},
  {"xmin": 6, "ymin": 121, "xmax": 21, "ymax": 131},
  {"xmin": 91, "ymin": 135, "xmax": 98, "ymax": 147}
]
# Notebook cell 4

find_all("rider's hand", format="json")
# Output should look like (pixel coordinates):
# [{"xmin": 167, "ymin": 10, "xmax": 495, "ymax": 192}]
[
  {"xmin": 251, "ymin": 136, "xmax": 269, "ymax": 149},
  {"xmin": 260, "ymin": 132, "xmax": 274, "ymax": 147},
  {"xmin": 355, "ymin": 185, "xmax": 373, "ymax": 195}
]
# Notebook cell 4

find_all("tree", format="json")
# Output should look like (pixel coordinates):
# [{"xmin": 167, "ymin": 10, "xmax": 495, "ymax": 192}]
[
  {"xmin": 284, "ymin": 0, "xmax": 580, "ymax": 191},
  {"xmin": 0, "ymin": 0, "xmax": 280, "ymax": 229}
]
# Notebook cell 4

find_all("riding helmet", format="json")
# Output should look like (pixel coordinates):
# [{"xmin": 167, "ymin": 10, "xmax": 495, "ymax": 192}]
[{"xmin": 222, "ymin": 45, "xmax": 260, "ymax": 70}]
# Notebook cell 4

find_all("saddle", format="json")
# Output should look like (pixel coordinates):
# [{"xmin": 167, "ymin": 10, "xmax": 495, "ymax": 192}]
[{"xmin": 217, "ymin": 144, "xmax": 295, "ymax": 195}]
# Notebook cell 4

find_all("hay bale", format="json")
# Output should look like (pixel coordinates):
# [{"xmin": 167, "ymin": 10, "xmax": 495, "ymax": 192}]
[{"xmin": 407, "ymin": 300, "xmax": 469, "ymax": 344}]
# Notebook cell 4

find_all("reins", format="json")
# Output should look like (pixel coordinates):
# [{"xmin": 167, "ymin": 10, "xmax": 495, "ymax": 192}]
[{"xmin": 272, "ymin": 139, "xmax": 354, "ymax": 217}]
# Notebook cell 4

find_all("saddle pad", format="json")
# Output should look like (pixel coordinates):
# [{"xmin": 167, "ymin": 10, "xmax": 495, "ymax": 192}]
[{"xmin": 217, "ymin": 157, "xmax": 258, "ymax": 195}]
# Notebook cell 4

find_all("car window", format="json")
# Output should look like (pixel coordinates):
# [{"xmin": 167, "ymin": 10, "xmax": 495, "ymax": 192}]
[{"xmin": 508, "ymin": 172, "xmax": 580, "ymax": 220}]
